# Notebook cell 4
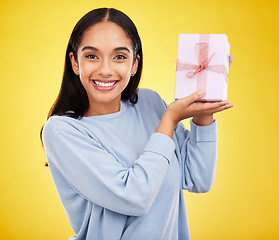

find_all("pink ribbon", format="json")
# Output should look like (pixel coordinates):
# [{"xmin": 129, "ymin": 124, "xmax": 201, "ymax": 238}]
[{"xmin": 176, "ymin": 34, "xmax": 229, "ymax": 87}]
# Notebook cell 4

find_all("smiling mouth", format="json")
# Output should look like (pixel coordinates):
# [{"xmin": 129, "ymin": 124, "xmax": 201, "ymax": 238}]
[{"xmin": 92, "ymin": 80, "xmax": 118, "ymax": 87}]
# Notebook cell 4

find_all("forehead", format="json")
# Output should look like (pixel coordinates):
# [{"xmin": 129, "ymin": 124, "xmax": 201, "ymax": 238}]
[{"xmin": 79, "ymin": 21, "xmax": 132, "ymax": 50}]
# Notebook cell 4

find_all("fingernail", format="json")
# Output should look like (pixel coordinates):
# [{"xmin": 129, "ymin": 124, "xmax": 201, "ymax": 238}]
[{"xmin": 197, "ymin": 90, "xmax": 204, "ymax": 96}]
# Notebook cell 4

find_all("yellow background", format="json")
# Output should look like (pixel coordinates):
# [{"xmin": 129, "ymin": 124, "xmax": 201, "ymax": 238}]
[{"xmin": 1, "ymin": 0, "xmax": 278, "ymax": 239}]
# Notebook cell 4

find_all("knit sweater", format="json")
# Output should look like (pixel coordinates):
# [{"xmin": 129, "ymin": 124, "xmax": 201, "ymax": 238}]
[{"xmin": 42, "ymin": 88, "xmax": 218, "ymax": 240}]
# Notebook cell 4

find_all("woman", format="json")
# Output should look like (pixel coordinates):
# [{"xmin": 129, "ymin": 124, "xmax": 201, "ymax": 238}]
[{"xmin": 41, "ymin": 8, "xmax": 233, "ymax": 240}]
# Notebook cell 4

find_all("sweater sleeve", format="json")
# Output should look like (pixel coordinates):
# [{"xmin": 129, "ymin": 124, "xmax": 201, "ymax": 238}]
[
  {"xmin": 150, "ymin": 89, "xmax": 218, "ymax": 193},
  {"xmin": 174, "ymin": 119, "xmax": 218, "ymax": 193},
  {"xmin": 42, "ymin": 118, "xmax": 175, "ymax": 216}
]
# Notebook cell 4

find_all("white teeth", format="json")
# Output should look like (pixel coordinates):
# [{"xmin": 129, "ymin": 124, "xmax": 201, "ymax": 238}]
[{"xmin": 94, "ymin": 81, "xmax": 116, "ymax": 87}]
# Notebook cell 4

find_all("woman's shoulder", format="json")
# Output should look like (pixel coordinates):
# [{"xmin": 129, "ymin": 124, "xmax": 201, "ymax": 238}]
[
  {"xmin": 43, "ymin": 115, "xmax": 80, "ymax": 135},
  {"xmin": 137, "ymin": 88, "xmax": 165, "ymax": 106},
  {"xmin": 137, "ymin": 88, "xmax": 161, "ymax": 99},
  {"xmin": 41, "ymin": 115, "xmax": 87, "ymax": 147},
  {"xmin": 136, "ymin": 88, "xmax": 168, "ymax": 116}
]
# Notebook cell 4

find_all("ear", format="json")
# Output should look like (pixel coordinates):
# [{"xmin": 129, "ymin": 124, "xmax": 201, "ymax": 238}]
[
  {"xmin": 69, "ymin": 52, "xmax": 79, "ymax": 75},
  {"xmin": 131, "ymin": 54, "xmax": 140, "ymax": 76}
]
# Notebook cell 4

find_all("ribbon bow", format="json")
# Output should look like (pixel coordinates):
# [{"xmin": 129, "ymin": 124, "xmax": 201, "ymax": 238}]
[{"xmin": 176, "ymin": 42, "xmax": 228, "ymax": 83}]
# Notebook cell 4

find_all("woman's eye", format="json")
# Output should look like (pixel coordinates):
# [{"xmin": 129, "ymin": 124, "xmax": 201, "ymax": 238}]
[
  {"xmin": 86, "ymin": 55, "xmax": 97, "ymax": 59},
  {"xmin": 115, "ymin": 55, "xmax": 127, "ymax": 60}
]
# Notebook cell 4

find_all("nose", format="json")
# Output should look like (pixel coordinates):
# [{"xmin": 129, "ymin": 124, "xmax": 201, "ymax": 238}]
[{"xmin": 98, "ymin": 58, "xmax": 114, "ymax": 77}]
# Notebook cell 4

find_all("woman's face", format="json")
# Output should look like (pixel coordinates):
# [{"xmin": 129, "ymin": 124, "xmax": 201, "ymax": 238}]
[{"xmin": 70, "ymin": 21, "xmax": 139, "ymax": 116}]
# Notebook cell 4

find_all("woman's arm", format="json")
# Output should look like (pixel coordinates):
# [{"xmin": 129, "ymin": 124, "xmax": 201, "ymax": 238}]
[
  {"xmin": 42, "ymin": 119, "xmax": 175, "ymax": 216},
  {"xmin": 156, "ymin": 91, "xmax": 233, "ymax": 192},
  {"xmin": 156, "ymin": 90, "xmax": 233, "ymax": 137},
  {"xmin": 174, "ymin": 120, "xmax": 218, "ymax": 192}
]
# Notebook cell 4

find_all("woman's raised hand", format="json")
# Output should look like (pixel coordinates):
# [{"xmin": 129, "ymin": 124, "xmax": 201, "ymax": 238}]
[{"xmin": 156, "ymin": 91, "xmax": 233, "ymax": 138}]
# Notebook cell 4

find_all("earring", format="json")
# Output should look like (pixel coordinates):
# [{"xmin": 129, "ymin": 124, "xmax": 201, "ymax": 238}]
[{"xmin": 131, "ymin": 73, "xmax": 135, "ymax": 77}]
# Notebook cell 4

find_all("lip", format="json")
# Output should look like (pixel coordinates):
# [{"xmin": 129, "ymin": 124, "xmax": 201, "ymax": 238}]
[{"xmin": 91, "ymin": 79, "xmax": 119, "ymax": 91}]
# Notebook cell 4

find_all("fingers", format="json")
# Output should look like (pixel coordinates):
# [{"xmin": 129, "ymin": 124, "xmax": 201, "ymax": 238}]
[
  {"xmin": 193, "ymin": 100, "xmax": 226, "ymax": 111},
  {"xmin": 210, "ymin": 101, "xmax": 234, "ymax": 112},
  {"xmin": 190, "ymin": 100, "xmax": 233, "ymax": 115},
  {"xmin": 229, "ymin": 54, "xmax": 234, "ymax": 66},
  {"xmin": 173, "ymin": 92, "xmax": 233, "ymax": 120},
  {"xmin": 212, "ymin": 103, "xmax": 233, "ymax": 114},
  {"xmin": 202, "ymin": 101, "xmax": 234, "ymax": 115}
]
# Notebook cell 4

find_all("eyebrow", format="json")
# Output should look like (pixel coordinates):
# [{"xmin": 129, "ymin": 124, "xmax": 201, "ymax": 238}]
[
  {"xmin": 81, "ymin": 46, "xmax": 98, "ymax": 52},
  {"xmin": 114, "ymin": 47, "xmax": 130, "ymax": 53},
  {"xmin": 81, "ymin": 46, "xmax": 130, "ymax": 53}
]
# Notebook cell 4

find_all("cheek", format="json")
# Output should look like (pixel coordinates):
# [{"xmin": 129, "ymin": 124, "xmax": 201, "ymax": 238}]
[
  {"xmin": 118, "ymin": 63, "xmax": 133, "ymax": 79},
  {"xmin": 79, "ymin": 61, "xmax": 94, "ymax": 77},
  {"xmin": 78, "ymin": 64, "xmax": 93, "ymax": 89}
]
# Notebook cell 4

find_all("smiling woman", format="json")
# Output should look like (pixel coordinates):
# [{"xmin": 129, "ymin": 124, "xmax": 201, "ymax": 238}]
[
  {"xmin": 41, "ymin": 7, "xmax": 233, "ymax": 240},
  {"xmin": 44, "ymin": 8, "xmax": 143, "ymax": 120},
  {"xmin": 69, "ymin": 22, "xmax": 140, "ymax": 116}
]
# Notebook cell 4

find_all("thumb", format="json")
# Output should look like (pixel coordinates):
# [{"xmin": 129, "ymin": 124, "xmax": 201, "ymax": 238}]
[
  {"xmin": 184, "ymin": 90, "xmax": 204, "ymax": 104},
  {"xmin": 188, "ymin": 90, "xmax": 204, "ymax": 102}
]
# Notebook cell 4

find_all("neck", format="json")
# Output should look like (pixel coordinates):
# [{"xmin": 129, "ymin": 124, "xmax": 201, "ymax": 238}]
[{"xmin": 84, "ymin": 100, "xmax": 121, "ymax": 117}]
